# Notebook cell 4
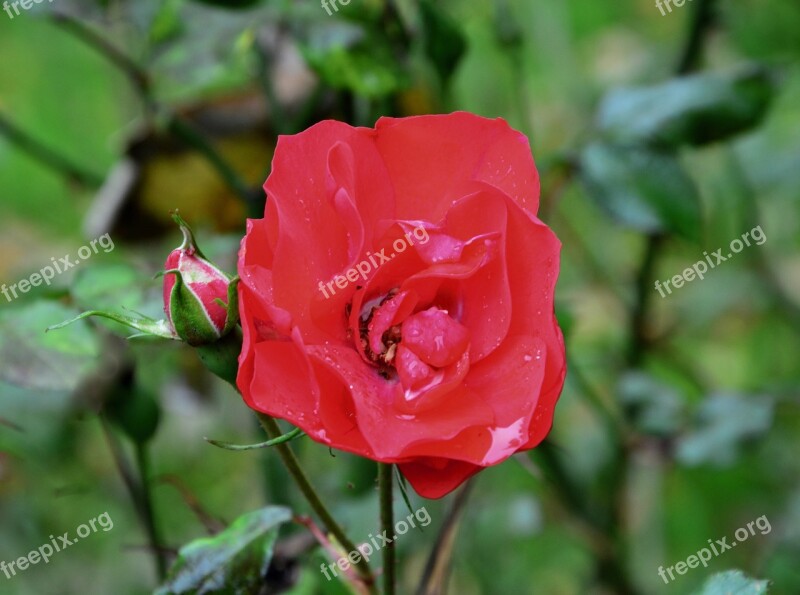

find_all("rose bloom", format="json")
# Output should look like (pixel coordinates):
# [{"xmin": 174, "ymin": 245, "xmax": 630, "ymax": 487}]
[{"xmin": 237, "ymin": 112, "xmax": 565, "ymax": 498}]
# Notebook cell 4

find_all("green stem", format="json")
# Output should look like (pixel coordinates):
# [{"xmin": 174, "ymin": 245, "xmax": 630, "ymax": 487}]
[
  {"xmin": 190, "ymin": 331, "xmax": 374, "ymax": 588},
  {"xmin": 629, "ymin": 0, "xmax": 717, "ymax": 367},
  {"xmin": 100, "ymin": 418, "xmax": 167, "ymax": 582},
  {"xmin": 256, "ymin": 413, "xmax": 377, "ymax": 593},
  {"xmin": 379, "ymin": 463, "xmax": 396, "ymax": 595},
  {"xmin": 253, "ymin": 38, "xmax": 289, "ymax": 136},
  {"xmin": 0, "ymin": 112, "xmax": 104, "ymax": 188},
  {"xmin": 51, "ymin": 13, "xmax": 151, "ymax": 100},
  {"xmin": 415, "ymin": 480, "xmax": 475, "ymax": 595},
  {"xmin": 676, "ymin": 0, "xmax": 717, "ymax": 75},
  {"xmin": 134, "ymin": 442, "xmax": 168, "ymax": 581},
  {"xmin": 606, "ymin": 4, "xmax": 719, "ymax": 594},
  {"xmin": 628, "ymin": 233, "xmax": 664, "ymax": 367},
  {"xmin": 166, "ymin": 117, "xmax": 256, "ymax": 208}
]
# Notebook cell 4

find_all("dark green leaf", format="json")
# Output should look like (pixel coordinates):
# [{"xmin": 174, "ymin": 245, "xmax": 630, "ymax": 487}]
[
  {"xmin": 301, "ymin": 24, "xmax": 408, "ymax": 98},
  {"xmin": 618, "ymin": 372, "xmax": 686, "ymax": 437},
  {"xmin": 155, "ymin": 506, "xmax": 292, "ymax": 595},
  {"xmin": 420, "ymin": 0, "xmax": 467, "ymax": 85},
  {"xmin": 597, "ymin": 67, "xmax": 775, "ymax": 149},
  {"xmin": 694, "ymin": 570, "xmax": 770, "ymax": 595},
  {"xmin": 150, "ymin": 0, "xmax": 186, "ymax": 45},
  {"xmin": 579, "ymin": 142, "xmax": 702, "ymax": 239},
  {"xmin": 676, "ymin": 393, "xmax": 774, "ymax": 467},
  {"xmin": 0, "ymin": 301, "xmax": 102, "ymax": 391}
]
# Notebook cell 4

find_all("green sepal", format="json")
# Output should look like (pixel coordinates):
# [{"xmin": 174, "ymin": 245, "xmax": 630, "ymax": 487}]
[
  {"xmin": 166, "ymin": 269, "xmax": 225, "ymax": 347},
  {"xmin": 171, "ymin": 210, "xmax": 209, "ymax": 259},
  {"xmin": 205, "ymin": 427, "xmax": 305, "ymax": 451},
  {"xmin": 222, "ymin": 276, "xmax": 240, "ymax": 335},
  {"xmin": 46, "ymin": 310, "xmax": 178, "ymax": 340},
  {"xmin": 195, "ymin": 327, "xmax": 243, "ymax": 387}
]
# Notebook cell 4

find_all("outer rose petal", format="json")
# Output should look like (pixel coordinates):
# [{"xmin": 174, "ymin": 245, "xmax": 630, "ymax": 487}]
[
  {"xmin": 263, "ymin": 121, "xmax": 395, "ymax": 342},
  {"xmin": 374, "ymin": 112, "xmax": 540, "ymax": 220},
  {"xmin": 398, "ymin": 458, "xmax": 483, "ymax": 500}
]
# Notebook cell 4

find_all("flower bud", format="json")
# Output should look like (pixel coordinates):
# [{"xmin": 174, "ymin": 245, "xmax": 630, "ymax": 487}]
[{"xmin": 163, "ymin": 213, "xmax": 239, "ymax": 346}]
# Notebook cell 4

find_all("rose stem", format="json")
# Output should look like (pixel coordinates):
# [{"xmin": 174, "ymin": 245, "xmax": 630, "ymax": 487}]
[
  {"xmin": 379, "ymin": 462, "xmax": 396, "ymax": 595},
  {"xmin": 256, "ymin": 412, "xmax": 378, "ymax": 592},
  {"xmin": 0, "ymin": 113, "xmax": 104, "ymax": 188},
  {"xmin": 415, "ymin": 479, "xmax": 475, "ymax": 595},
  {"xmin": 610, "ymin": 6, "xmax": 718, "ymax": 595},
  {"xmin": 100, "ymin": 417, "xmax": 168, "ymax": 581},
  {"xmin": 195, "ymin": 332, "xmax": 376, "ymax": 590},
  {"xmin": 134, "ymin": 441, "xmax": 168, "ymax": 581}
]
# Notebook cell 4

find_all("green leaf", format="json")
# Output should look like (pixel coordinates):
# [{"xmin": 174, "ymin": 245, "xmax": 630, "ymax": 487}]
[
  {"xmin": 597, "ymin": 67, "xmax": 775, "ymax": 149},
  {"xmin": 419, "ymin": 0, "xmax": 467, "ymax": 85},
  {"xmin": 579, "ymin": 142, "xmax": 702, "ymax": 239},
  {"xmin": 676, "ymin": 393, "xmax": 774, "ymax": 467},
  {"xmin": 694, "ymin": 570, "xmax": 770, "ymax": 595},
  {"xmin": 301, "ymin": 24, "xmax": 408, "ymax": 99},
  {"xmin": 155, "ymin": 506, "xmax": 292, "ymax": 595},
  {"xmin": 618, "ymin": 372, "xmax": 686, "ymax": 437},
  {"xmin": 0, "ymin": 301, "xmax": 102, "ymax": 391},
  {"xmin": 150, "ymin": 0, "xmax": 186, "ymax": 45}
]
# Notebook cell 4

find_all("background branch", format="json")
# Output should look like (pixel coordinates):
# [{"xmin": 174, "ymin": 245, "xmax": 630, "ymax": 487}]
[{"xmin": 0, "ymin": 112, "xmax": 104, "ymax": 188}]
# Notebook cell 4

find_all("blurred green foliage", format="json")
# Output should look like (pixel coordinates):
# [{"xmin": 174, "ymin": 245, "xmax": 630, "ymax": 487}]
[{"xmin": 1, "ymin": 0, "xmax": 800, "ymax": 594}]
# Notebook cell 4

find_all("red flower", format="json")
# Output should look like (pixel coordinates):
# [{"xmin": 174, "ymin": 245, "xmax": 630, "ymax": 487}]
[{"xmin": 237, "ymin": 112, "xmax": 565, "ymax": 498}]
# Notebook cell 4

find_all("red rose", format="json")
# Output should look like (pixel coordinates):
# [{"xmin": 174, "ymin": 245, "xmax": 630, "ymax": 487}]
[{"xmin": 237, "ymin": 112, "xmax": 565, "ymax": 498}]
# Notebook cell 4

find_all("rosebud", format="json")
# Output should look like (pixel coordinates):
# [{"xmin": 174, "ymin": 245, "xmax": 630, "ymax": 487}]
[
  {"xmin": 47, "ymin": 213, "xmax": 242, "ymax": 386},
  {"xmin": 163, "ymin": 213, "xmax": 239, "ymax": 346}
]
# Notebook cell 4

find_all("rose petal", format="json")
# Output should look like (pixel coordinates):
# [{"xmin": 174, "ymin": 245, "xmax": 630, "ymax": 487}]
[
  {"xmin": 401, "ymin": 307, "xmax": 470, "ymax": 368},
  {"xmin": 374, "ymin": 112, "xmax": 540, "ymax": 220},
  {"xmin": 265, "ymin": 121, "xmax": 394, "ymax": 339},
  {"xmin": 398, "ymin": 458, "xmax": 483, "ymax": 499},
  {"xmin": 307, "ymin": 344, "xmax": 492, "ymax": 460},
  {"xmin": 242, "ymin": 327, "xmax": 324, "ymax": 438}
]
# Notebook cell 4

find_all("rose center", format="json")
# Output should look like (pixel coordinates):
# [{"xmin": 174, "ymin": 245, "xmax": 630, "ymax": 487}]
[{"xmin": 350, "ymin": 290, "xmax": 470, "ymax": 387}]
